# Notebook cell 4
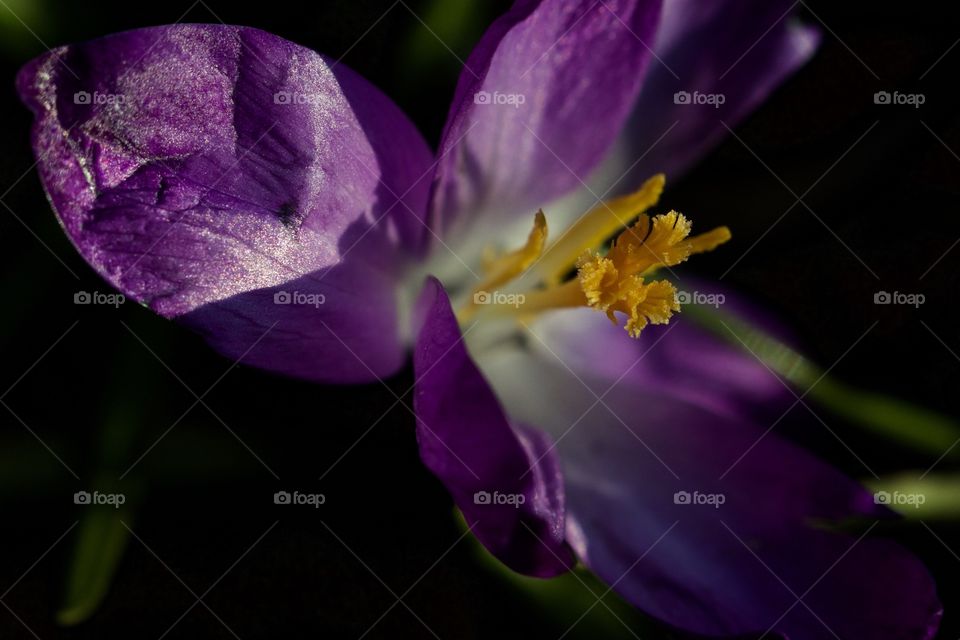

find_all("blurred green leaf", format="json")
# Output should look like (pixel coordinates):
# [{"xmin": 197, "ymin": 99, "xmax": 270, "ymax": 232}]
[
  {"xmin": 57, "ymin": 480, "xmax": 136, "ymax": 626},
  {"xmin": 0, "ymin": 0, "xmax": 53, "ymax": 55},
  {"xmin": 57, "ymin": 342, "xmax": 158, "ymax": 626},
  {"xmin": 685, "ymin": 304, "xmax": 960, "ymax": 458},
  {"xmin": 393, "ymin": 0, "xmax": 499, "ymax": 112},
  {"xmin": 867, "ymin": 472, "xmax": 960, "ymax": 519},
  {"xmin": 400, "ymin": 0, "xmax": 486, "ymax": 70}
]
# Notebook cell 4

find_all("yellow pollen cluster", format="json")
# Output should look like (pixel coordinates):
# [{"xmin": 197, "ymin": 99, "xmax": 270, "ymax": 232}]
[
  {"xmin": 575, "ymin": 256, "xmax": 677, "ymax": 337},
  {"xmin": 575, "ymin": 210, "xmax": 730, "ymax": 337},
  {"xmin": 463, "ymin": 175, "xmax": 731, "ymax": 338}
]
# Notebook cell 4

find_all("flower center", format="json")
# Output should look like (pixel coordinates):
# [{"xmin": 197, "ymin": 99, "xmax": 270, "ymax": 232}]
[{"xmin": 458, "ymin": 174, "xmax": 731, "ymax": 337}]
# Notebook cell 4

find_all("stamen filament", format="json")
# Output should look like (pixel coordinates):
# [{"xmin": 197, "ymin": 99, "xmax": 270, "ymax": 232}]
[
  {"xmin": 529, "ymin": 174, "xmax": 665, "ymax": 285},
  {"xmin": 505, "ymin": 279, "xmax": 586, "ymax": 315}
]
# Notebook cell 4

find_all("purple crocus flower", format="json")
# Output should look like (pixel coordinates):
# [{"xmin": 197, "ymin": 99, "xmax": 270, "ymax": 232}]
[{"xmin": 16, "ymin": 1, "xmax": 942, "ymax": 638}]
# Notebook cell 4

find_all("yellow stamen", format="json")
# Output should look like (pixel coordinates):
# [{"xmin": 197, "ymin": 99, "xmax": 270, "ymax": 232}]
[
  {"xmin": 459, "ymin": 175, "xmax": 731, "ymax": 338},
  {"xmin": 530, "ymin": 174, "xmax": 666, "ymax": 284},
  {"xmin": 607, "ymin": 210, "xmax": 732, "ymax": 276}
]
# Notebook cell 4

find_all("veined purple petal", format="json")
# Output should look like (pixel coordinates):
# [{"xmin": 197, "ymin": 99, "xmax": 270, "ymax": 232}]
[
  {"xmin": 17, "ymin": 25, "xmax": 434, "ymax": 382},
  {"xmin": 476, "ymin": 345, "xmax": 942, "ymax": 640},
  {"xmin": 412, "ymin": 278, "xmax": 574, "ymax": 576},
  {"xmin": 429, "ymin": 0, "xmax": 662, "ymax": 239},
  {"xmin": 617, "ymin": 0, "xmax": 820, "ymax": 185}
]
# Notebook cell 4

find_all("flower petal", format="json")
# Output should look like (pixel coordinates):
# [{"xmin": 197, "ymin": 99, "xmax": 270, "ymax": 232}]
[
  {"xmin": 475, "ymin": 346, "xmax": 941, "ymax": 639},
  {"xmin": 617, "ymin": 0, "xmax": 820, "ymax": 184},
  {"xmin": 529, "ymin": 284, "xmax": 797, "ymax": 424},
  {"xmin": 412, "ymin": 277, "xmax": 574, "ymax": 576},
  {"xmin": 17, "ymin": 25, "xmax": 434, "ymax": 382},
  {"xmin": 430, "ymin": 0, "xmax": 662, "ymax": 238}
]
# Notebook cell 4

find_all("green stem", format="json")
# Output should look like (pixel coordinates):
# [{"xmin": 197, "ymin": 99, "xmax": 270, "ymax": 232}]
[{"xmin": 684, "ymin": 304, "xmax": 960, "ymax": 457}]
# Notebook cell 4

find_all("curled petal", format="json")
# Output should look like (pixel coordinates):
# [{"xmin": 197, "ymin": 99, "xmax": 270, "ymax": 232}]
[{"xmin": 17, "ymin": 25, "xmax": 434, "ymax": 382}]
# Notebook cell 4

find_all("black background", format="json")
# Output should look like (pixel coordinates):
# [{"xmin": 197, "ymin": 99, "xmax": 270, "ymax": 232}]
[{"xmin": 1, "ymin": 1, "xmax": 958, "ymax": 638}]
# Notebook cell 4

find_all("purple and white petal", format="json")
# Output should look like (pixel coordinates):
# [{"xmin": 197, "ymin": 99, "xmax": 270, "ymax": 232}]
[
  {"xmin": 413, "ymin": 278, "xmax": 574, "ymax": 576},
  {"xmin": 429, "ymin": 0, "xmax": 663, "ymax": 240},
  {"xmin": 17, "ymin": 25, "xmax": 434, "ymax": 382},
  {"xmin": 474, "ymin": 340, "xmax": 941, "ymax": 639}
]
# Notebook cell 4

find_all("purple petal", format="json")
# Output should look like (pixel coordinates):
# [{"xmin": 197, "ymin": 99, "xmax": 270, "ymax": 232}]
[
  {"xmin": 618, "ymin": 0, "xmax": 820, "ymax": 184},
  {"xmin": 565, "ymin": 392, "xmax": 942, "ymax": 639},
  {"xmin": 430, "ymin": 0, "xmax": 662, "ymax": 237},
  {"xmin": 529, "ymin": 290, "xmax": 796, "ymax": 424},
  {"xmin": 412, "ymin": 277, "xmax": 574, "ymax": 576},
  {"xmin": 17, "ymin": 25, "xmax": 434, "ymax": 382},
  {"xmin": 476, "ymin": 346, "xmax": 941, "ymax": 639}
]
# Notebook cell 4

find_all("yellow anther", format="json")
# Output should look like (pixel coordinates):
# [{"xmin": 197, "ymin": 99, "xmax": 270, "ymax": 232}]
[
  {"xmin": 576, "ymin": 253, "xmax": 679, "ymax": 337},
  {"xmin": 621, "ymin": 280, "xmax": 679, "ymax": 337},
  {"xmin": 576, "ymin": 254, "xmax": 621, "ymax": 309}
]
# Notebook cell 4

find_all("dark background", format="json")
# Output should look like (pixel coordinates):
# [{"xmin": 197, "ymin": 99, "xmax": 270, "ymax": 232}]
[{"xmin": 1, "ymin": 1, "xmax": 959, "ymax": 638}]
